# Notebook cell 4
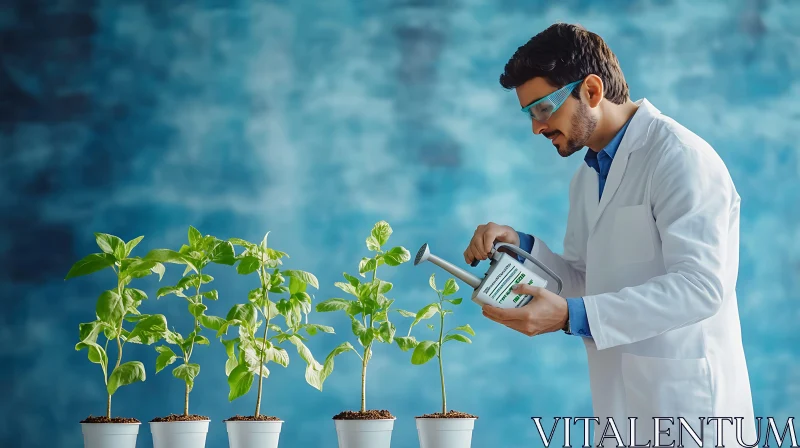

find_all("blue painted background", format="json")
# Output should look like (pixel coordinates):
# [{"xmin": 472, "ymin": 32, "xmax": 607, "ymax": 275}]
[{"xmin": 2, "ymin": 0, "xmax": 799, "ymax": 447}]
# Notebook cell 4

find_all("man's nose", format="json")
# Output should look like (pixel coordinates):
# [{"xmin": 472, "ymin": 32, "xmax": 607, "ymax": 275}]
[{"xmin": 531, "ymin": 119, "xmax": 547, "ymax": 135}]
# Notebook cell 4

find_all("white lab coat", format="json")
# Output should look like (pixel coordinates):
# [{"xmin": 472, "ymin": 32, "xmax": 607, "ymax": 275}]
[{"xmin": 524, "ymin": 99, "xmax": 756, "ymax": 447}]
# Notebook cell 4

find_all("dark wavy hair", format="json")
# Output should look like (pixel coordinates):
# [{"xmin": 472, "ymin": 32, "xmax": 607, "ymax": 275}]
[{"xmin": 499, "ymin": 23, "xmax": 629, "ymax": 105}]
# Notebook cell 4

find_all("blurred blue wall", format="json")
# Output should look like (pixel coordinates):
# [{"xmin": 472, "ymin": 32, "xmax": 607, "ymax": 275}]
[{"xmin": 1, "ymin": 0, "xmax": 799, "ymax": 447}]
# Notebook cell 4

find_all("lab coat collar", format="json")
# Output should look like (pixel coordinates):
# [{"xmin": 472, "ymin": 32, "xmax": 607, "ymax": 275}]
[{"xmin": 585, "ymin": 98, "xmax": 660, "ymax": 236}]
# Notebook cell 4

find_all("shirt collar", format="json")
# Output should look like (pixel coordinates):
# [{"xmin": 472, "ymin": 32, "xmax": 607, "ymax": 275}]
[{"xmin": 583, "ymin": 117, "xmax": 633, "ymax": 168}]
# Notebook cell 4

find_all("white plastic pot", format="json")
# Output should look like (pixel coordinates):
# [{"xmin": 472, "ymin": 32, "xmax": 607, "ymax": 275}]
[
  {"xmin": 225, "ymin": 420, "xmax": 284, "ymax": 448},
  {"xmin": 81, "ymin": 422, "xmax": 140, "ymax": 448},
  {"xmin": 150, "ymin": 420, "xmax": 210, "ymax": 448},
  {"xmin": 334, "ymin": 418, "xmax": 396, "ymax": 448},
  {"xmin": 415, "ymin": 417, "xmax": 477, "ymax": 448}
]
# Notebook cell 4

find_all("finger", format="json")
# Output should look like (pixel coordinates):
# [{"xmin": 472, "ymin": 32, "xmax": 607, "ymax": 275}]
[
  {"xmin": 482, "ymin": 227, "xmax": 497, "ymax": 258},
  {"xmin": 469, "ymin": 245, "xmax": 485, "ymax": 263},
  {"xmin": 511, "ymin": 283, "xmax": 542, "ymax": 297},
  {"xmin": 481, "ymin": 304, "xmax": 523, "ymax": 321},
  {"xmin": 482, "ymin": 309, "xmax": 529, "ymax": 334},
  {"xmin": 470, "ymin": 228, "xmax": 487, "ymax": 259}
]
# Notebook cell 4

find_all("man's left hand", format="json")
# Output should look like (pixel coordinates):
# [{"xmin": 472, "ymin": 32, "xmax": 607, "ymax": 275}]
[{"xmin": 481, "ymin": 284, "xmax": 569, "ymax": 336}]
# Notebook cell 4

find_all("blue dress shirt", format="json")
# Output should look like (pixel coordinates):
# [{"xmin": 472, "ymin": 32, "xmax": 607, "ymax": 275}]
[{"xmin": 516, "ymin": 118, "xmax": 632, "ymax": 338}]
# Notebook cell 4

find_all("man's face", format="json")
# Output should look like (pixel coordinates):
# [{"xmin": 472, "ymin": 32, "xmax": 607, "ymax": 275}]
[{"xmin": 515, "ymin": 77, "xmax": 597, "ymax": 157}]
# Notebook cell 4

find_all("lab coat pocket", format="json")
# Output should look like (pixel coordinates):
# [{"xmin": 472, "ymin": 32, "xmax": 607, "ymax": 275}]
[
  {"xmin": 621, "ymin": 353, "xmax": 713, "ymax": 421},
  {"xmin": 611, "ymin": 204, "xmax": 655, "ymax": 264}
]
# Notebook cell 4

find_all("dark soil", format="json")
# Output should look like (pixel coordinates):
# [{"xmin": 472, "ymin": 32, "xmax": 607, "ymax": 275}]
[
  {"xmin": 417, "ymin": 410, "xmax": 478, "ymax": 419},
  {"xmin": 224, "ymin": 415, "xmax": 281, "ymax": 422},
  {"xmin": 80, "ymin": 416, "xmax": 140, "ymax": 424},
  {"xmin": 333, "ymin": 410, "xmax": 395, "ymax": 420},
  {"xmin": 150, "ymin": 414, "xmax": 209, "ymax": 422}
]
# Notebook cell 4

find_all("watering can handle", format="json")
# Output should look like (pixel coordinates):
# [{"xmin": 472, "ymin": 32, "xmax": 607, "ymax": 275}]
[{"xmin": 486, "ymin": 242, "xmax": 563, "ymax": 295}]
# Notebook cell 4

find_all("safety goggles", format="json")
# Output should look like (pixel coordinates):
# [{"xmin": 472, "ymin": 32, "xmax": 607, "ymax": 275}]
[{"xmin": 520, "ymin": 79, "xmax": 583, "ymax": 122}]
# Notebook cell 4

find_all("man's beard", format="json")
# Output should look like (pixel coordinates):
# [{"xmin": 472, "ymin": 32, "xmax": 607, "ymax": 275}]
[{"xmin": 557, "ymin": 101, "xmax": 597, "ymax": 158}]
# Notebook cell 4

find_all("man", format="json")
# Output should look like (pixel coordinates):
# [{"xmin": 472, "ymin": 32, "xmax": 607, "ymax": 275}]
[{"xmin": 464, "ymin": 23, "xmax": 756, "ymax": 447}]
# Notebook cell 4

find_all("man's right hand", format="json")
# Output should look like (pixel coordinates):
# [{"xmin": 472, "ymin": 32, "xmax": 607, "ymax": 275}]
[{"xmin": 463, "ymin": 222, "xmax": 520, "ymax": 265}]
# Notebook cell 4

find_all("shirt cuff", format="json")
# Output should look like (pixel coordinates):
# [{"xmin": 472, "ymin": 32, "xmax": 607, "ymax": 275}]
[
  {"xmin": 566, "ymin": 297, "xmax": 592, "ymax": 338},
  {"xmin": 516, "ymin": 232, "xmax": 534, "ymax": 263}
]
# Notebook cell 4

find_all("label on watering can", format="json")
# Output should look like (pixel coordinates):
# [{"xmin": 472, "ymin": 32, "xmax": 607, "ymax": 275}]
[{"xmin": 476, "ymin": 253, "xmax": 548, "ymax": 308}]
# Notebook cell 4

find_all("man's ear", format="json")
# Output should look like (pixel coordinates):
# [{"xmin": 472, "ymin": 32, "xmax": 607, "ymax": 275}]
[{"xmin": 582, "ymin": 74, "xmax": 604, "ymax": 108}]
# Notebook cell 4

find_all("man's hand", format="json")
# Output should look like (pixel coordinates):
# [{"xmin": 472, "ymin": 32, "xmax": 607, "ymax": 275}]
[
  {"xmin": 481, "ymin": 284, "xmax": 569, "ymax": 337},
  {"xmin": 463, "ymin": 222, "xmax": 520, "ymax": 265}
]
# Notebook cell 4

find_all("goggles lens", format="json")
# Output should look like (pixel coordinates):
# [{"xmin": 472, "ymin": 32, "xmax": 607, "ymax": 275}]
[{"xmin": 521, "ymin": 80, "xmax": 583, "ymax": 122}]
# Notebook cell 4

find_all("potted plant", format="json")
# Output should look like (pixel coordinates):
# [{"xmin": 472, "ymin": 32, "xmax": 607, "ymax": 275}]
[
  {"xmin": 315, "ymin": 221, "xmax": 412, "ymax": 448},
  {"xmin": 399, "ymin": 273, "xmax": 478, "ymax": 448},
  {"xmin": 143, "ymin": 226, "xmax": 237, "ymax": 448},
  {"xmin": 66, "ymin": 233, "xmax": 170, "ymax": 448},
  {"xmin": 219, "ymin": 232, "xmax": 349, "ymax": 448}
]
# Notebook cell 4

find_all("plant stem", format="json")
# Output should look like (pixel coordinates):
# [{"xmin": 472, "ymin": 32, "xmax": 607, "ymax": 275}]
[
  {"xmin": 255, "ymin": 265, "xmax": 270, "ymax": 417},
  {"xmin": 184, "ymin": 276, "xmax": 202, "ymax": 417},
  {"xmin": 361, "ymin": 344, "xmax": 369, "ymax": 412},
  {"xmin": 108, "ymin": 280, "xmax": 125, "ymax": 419},
  {"xmin": 438, "ymin": 297, "xmax": 446, "ymax": 415}
]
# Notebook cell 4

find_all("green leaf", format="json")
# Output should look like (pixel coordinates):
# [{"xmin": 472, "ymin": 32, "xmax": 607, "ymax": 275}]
[
  {"xmin": 202, "ymin": 290, "xmax": 219, "ymax": 301},
  {"xmin": 350, "ymin": 317, "xmax": 367, "ymax": 338},
  {"xmin": 316, "ymin": 298, "xmax": 353, "ymax": 313},
  {"xmin": 78, "ymin": 321, "xmax": 105, "ymax": 343},
  {"xmin": 125, "ymin": 236, "xmax": 144, "ymax": 258},
  {"xmin": 283, "ymin": 270, "xmax": 319, "ymax": 289},
  {"xmin": 343, "ymin": 272, "xmax": 360, "ymax": 287},
  {"xmin": 395, "ymin": 309, "xmax": 416, "ymax": 318},
  {"xmin": 359, "ymin": 328, "xmax": 375, "ymax": 347},
  {"xmin": 366, "ymin": 235, "xmax": 381, "ymax": 251},
  {"xmin": 157, "ymin": 286, "xmax": 183, "ymax": 298},
  {"xmin": 429, "ymin": 273, "xmax": 437, "ymax": 291},
  {"xmin": 383, "ymin": 246, "xmax": 410, "ymax": 266},
  {"xmin": 445, "ymin": 298, "xmax": 463, "ymax": 305},
  {"xmin": 395, "ymin": 336, "xmax": 418, "ymax": 351},
  {"xmin": 452, "ymin": 324, "xmax": 475, "ymax": 336},
  {"xmin": 427, "ymin": 324, "xmax": 435, "ymax": 330},
  {"xmin": 155, "ymin": 346, "xmax": 178, "ymax": 373},
  {"xmin": 287, "ymin": 335, "xmax": 325, "ymax": 390},
  {"xmin": 443, "ymin": 278, "xmax": 459, "ymax": 296},
  {"xmin": 358, "ymin": 257, "xmax": 380, "ymax": 275},
  {"xmin": 65, "ymin": 253, "xmax": 116, "ymax": 280},
  {"xmin": 316, "ymin": 342, "xmax": 357, "ymax": 388},
  {"xmin": 144, "ymin": 248, "xmax": 187, "ymax": 265},
  {"xmin": 150, "ymin": 262, "xmax": 165, "ymax": 281},
  {"xmin": 376, "ymin": 280, "xmax": 392, "ymax": 294},
  {"xmin": 334, "ymin": 282, "xmax": 358, "ymax": 297},
  {"xmin": 173, "ymin": 363, "xmax": 200, "ymax": 392},
  {"xmin": 198, "ymin": 315, "xmax": 226, "ymax": 331},
  {"xmin": 107, "ymin": 361, "xmax": 146, "ymax": 395},
  {"xmin": 95, "ymin": 233, "xmax": 126, "ymax": 260},
  {"xmin": 444, "ymin": 334, "xmax": 472, "ymax": 344},
  {"xmin": 264, "ymin": 344, "xmax": 290, "ymax": 367},
  {"xmin": 76, "ymin": 340, "xmax": 108, "ymax": 379},
  {"xmin": 371, "ymin": 221, "xmax": 392, "ymax": 247},
  {"xmin": 227, "ymin": 363, "xmax": 254, "ymax": 401},
  {"xmin": 188, "ymin": 226, "xmax": 203, "ymax": 248},
  {"xmin": 127, "ymin": 314, "xmax": 168, "ymax": 344},
  {"xmin": 411, "ymin": 341, "xmax": 439, "ymax": 365},
  {"xmin": 210, "ymin": 240, "xmax": 237, "ymax": 265},
  {"xmin": 189, "ymin": 303, "xmax": 207, "ymax": 318},
  {"xmin": 410, "ymin": 303, "xmax": 440, "ymax": 330},
  {"xmin": 377, "ymin": 321, "xmax": 396, "ymax": 344},
  {"xmin": 226, "ymin": 304, "xmax": 257, "ymax": 328},
  {"xmin": 303, "ymin": 324, "xmax": 335, "ymax": 336},
  {"xmin": 165, "ymin": 330, "xmax": 184, "ymax": 346},
  {"xmin": 122, "ymin": 288, "xmax": 146, "ymax": 313},
  {"xmin": 237, "ymin": 256, "xmax": 261, "ymax": 275},
  {"xmin": 97, "ymin": 290, "xmax": 124, "ymax": 325}
]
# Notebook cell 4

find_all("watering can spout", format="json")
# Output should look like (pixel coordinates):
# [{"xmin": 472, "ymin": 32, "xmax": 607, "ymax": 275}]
[{"xmin": 414, "ymin": 243, "xmax": 482, "ymax": 289}]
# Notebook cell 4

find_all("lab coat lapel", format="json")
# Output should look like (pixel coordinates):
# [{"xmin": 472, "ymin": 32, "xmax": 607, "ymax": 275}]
[{"xmin": 586, "ymin": 98, "xmax": 659, "ymax": 237}]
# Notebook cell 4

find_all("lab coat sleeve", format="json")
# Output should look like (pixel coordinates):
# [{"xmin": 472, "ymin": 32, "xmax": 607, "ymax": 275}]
[
  {"xmin": 524, "ymin": 173, "xmax": 587, "ymax": 298},
  {"xmin": 583, "ymin": 143, "xmax": 734, "ymax": 350}
]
